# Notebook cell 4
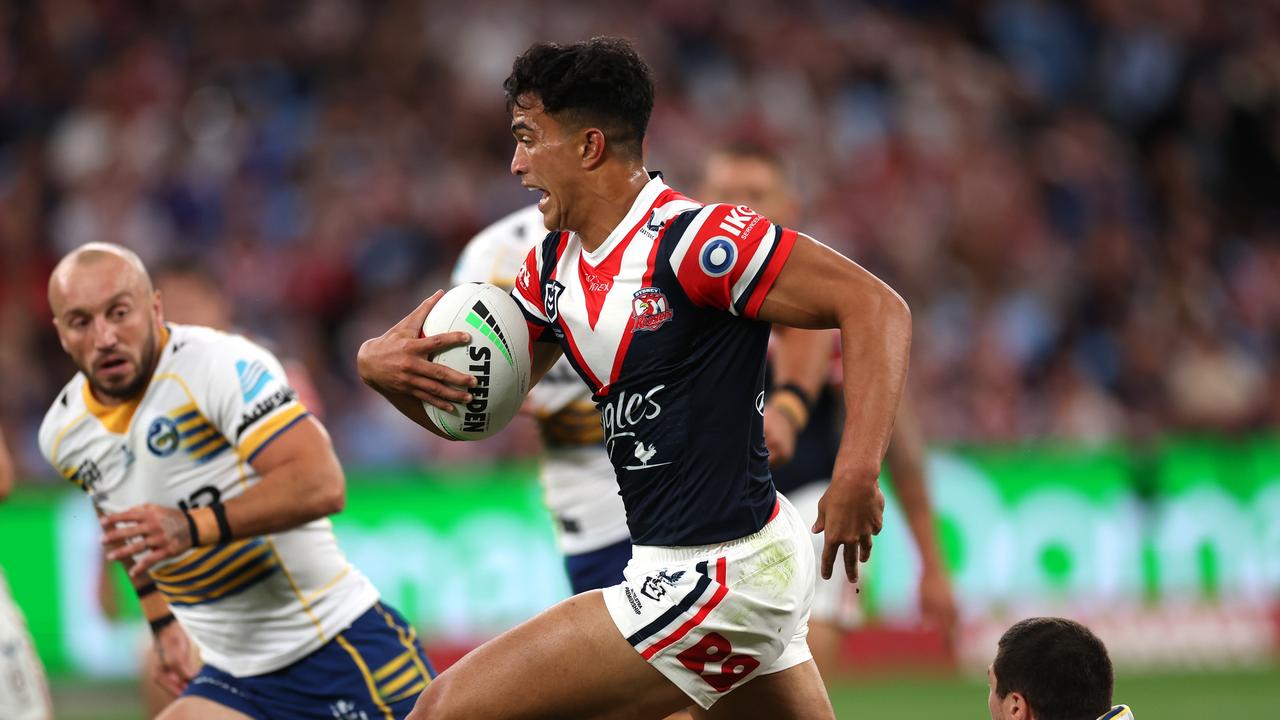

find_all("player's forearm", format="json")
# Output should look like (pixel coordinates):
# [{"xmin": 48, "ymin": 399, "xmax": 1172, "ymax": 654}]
[
  {"xmin": 376, "ymin": 387, "xmax": 456, "ymax": 441},
  {"xmin": 196, "ymin": 458, "xmax": 346, "ymax": 541},
  {"xmin": 885, "ymin": 442, "xmax": 945, "ymax": 573},
  {"xmin": 115, "ymin": 551, "xmax": 176, "ymax": 631},
  {"xmin": 832, "ymin": 285, "xmax": 912, "ymax": 487}
]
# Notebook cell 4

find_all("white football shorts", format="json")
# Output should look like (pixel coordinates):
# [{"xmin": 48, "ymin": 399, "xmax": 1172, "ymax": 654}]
[
  {"xmin": 0, "ymin": 571, "xmax": 52, "ymax": 720},
  {"xmin": 787, "ymin": 480, "xmax": 865, "ymax": 628},
  {"xmin": 602, "ymin": 494, "xmax": 815, "ymax": 709}
]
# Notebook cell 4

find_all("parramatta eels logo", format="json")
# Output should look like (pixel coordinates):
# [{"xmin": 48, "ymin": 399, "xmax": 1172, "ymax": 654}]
[
  {"xmin": 146, "ymin": 417, "xmax": 180, "ymax": 457},
  {"xmin": 631, "ymin": 287, "xmax": 673, "ymax": 332}
]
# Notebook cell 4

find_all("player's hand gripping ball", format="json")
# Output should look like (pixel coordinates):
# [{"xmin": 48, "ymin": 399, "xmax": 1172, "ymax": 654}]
[{"xmin": 421, "ymin": 283, "xmax": 531, "ymax": 440}]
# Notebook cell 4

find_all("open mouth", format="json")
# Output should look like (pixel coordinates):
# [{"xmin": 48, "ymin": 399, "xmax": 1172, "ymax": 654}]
[
  {"xmin": 95, "ymin": 356, "xmax": 130, "ymax": 376},
  {"xmin": 526, "ymin": 184, "xmax": 550, "ymax": 212}
]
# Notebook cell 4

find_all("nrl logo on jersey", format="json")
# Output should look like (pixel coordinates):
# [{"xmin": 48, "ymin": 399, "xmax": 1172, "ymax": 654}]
[
  {"xmin": 544, "ymin": 280, "xmax": 566, "ymax": 321},
  {"xmin": 631, "ymin": 287, "xmax": 673, "ymax": 332}
]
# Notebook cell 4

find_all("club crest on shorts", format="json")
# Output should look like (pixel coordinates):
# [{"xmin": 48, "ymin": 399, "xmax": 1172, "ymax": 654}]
[{"xmin": 632, "ymin": 287, "xmax": 674, "ymax": 332}]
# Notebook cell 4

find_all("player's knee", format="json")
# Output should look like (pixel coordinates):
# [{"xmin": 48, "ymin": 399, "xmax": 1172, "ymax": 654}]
[{"xmin": 406, "ymin": 674, "xmax": 463, "ymax": 720}]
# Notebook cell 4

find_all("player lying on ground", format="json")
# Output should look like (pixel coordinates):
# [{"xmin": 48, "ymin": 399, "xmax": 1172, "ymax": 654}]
[
  {"xmin": 358, "ymin": 37, "xmax": 911, "ymax": 719},
  {"xmin": 40, "ymin": 243, "xmax": 434, "ymax": 720}
]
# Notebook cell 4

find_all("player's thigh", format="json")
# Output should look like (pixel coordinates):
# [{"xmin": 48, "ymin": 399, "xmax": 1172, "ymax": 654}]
[
  {"xmin": 156, "ymin": 696, "xmax": 253, "ymax": 720},
  {"xmin": 688, "ymin": 660, "xmax": 833, "ymax": 720},
  {"xmin": 409, "ymin": 590, "xmax": 690, "ymax": 720}
]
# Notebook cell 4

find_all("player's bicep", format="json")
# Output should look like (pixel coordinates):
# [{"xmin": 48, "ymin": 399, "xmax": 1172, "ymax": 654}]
[
  {"xmin": 756, "ymin": 233, "xmax": 904, "ymax": 330},
  {"xmin": 247, "ymin": 414, "xmax": 339, "ymax": 479}
]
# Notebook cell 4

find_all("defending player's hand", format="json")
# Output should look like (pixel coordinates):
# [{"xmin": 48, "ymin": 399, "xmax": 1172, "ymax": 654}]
[
  {"xmin": 153, "ymin": 620, "xmax": 200, "ymax": 696},
  {"xmin": 812, "ymin": 470, "xmax": 885, "ymax": 582},
  {"xmin": 101, "ymin": 504, "xmax": 196, "ymax": 579},
  {"xmin": 357, "ymin": 290, "xmax": 477, "ymax": 411}
]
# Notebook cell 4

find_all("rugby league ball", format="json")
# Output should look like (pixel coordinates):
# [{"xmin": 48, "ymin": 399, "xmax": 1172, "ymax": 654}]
[{"xmin": 421, "ymin": 283, "xmax": 531, "ymax": 440}]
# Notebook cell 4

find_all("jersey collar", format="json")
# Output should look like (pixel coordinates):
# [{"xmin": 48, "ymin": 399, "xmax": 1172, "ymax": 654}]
[{"xmin": 580, "ymin": 173, "xmax": 669, "ymax": 265}]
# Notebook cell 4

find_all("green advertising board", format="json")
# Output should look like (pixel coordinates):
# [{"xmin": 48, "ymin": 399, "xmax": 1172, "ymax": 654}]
[{"xmin": 3, "ymin": 439, "xmax": 1279, "ymax": 678}]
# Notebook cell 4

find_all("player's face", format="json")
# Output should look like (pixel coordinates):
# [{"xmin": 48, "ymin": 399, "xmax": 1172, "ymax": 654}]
[
  {"xmin": 987, "ymin": 665, "xmax": 1023, "ymax": 720},
  {"xmin": 52, "ymin": 257, "xmax": 164, "ymax": 402},
  {"xmin": 699, "ymin": 154, "xmax": 795, "ymax": 226},
  {"xmin": 510, "ymin": 94, "xmax": 582, "ymax": 231},
  {"xmin": 987, "ymin": 665, "xmax": 1002, "ymax": 719}
]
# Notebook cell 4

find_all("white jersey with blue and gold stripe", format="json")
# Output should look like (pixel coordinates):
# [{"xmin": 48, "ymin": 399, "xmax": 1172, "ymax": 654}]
[{"xmin": 38, "ymin": 324, "xmax": 379, "ymax": 677}]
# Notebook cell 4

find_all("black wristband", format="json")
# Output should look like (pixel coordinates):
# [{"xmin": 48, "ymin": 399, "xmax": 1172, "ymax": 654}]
[
  {"xmin": 777, "ymin": 382, "xmax": 815, "ymax": 412},
  {"xmin": 210, "ymin": 500, "xmax": 232, "ymax": 546},
  {"xmin": 135, "ymin": 581, "xmax": 158, "ymax": 598},
  {"xmin": 182, "ymin": 508, "xmax": 201, "ymax": 547},
  {"xmin": 148, "ymin": 613, "xmax": 176, "ymax": 634}
]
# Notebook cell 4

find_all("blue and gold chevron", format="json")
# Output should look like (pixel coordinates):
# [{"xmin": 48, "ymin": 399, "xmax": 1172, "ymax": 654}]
[
  {"xmin": 151, "ymin": 537, "xmax": 279, "ymax": 606},
  {"xmin": 170, "ymin": 403, "xmax": 232, "ymax": 465}
]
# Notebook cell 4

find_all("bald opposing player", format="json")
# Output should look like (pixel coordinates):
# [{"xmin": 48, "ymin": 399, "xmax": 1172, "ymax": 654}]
[
  {"xmin": 701, "ymin": 143, "xmax": 957, "ymax": 675},
  {"xmin": 39, "ymin": 243, "xmax": 434, "ymax": 720}
]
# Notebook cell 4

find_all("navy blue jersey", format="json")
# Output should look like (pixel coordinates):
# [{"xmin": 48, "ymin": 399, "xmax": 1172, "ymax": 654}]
[{"xmin": 512, "ymin": 177, "xmax": 798, "ymax": 546}]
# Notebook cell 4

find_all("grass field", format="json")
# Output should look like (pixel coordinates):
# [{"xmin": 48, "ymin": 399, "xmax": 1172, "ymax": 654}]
[{"xmin": 50, "ymin": 664, "xmax": 1280, "ymax": 718}]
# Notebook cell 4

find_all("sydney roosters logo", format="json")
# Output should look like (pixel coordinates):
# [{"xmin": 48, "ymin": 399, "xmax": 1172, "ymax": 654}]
[{"xmin": 631, "ymin": 287, "xmax": 673, "ymax": 332}]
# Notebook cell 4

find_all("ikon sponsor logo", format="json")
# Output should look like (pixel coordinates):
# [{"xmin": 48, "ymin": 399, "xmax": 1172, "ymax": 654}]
[
  {"xmin": 631, "ymin": 287, "xmax": 673, "ymax": 332},
  {"xmin": 717, "ymin": 204, "xmax": 764, "ymax": 239}
]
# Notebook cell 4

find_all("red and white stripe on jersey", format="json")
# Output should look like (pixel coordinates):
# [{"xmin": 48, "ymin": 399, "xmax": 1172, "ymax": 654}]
[
  {"xmin": 668, "ymin": 204, "xmax": 799, "ymax": 319},
  {"xmin": 552, "ymin": 188, "xmax": 698, "ymax": 393},
  {"xmin": 512, "ymin": 231, "xmax": 565, "ymax": 342},
  {"xmin": 511, "ymin": 179, "xmax": 700, "ymax": 394}
]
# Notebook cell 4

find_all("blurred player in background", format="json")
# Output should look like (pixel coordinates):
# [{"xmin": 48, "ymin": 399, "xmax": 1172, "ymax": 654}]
[
  {"xmin": 453, "ymin": 207, "xmax": 632, "ymax": 594},
  {"xmin": 360, "ymin": 37, "xmax": 911, "ymax": 718},
  {"xmin": 698, "ymin": 143, "xmax": 957, "ymax": 677},
  {"xmin": 95, "ymin": 257, "xmax": 327, "ymax": 717},
  {"xmin": 988, "ymin": 617, "xmax": 1133, "ymax": 720},
  {"xmin": 41, "ymin": 243, "xmax": 433, "ymax": 719},
  {"xmin": 0, "ymin": 429, "xmax": 54, "ymax": 720}
]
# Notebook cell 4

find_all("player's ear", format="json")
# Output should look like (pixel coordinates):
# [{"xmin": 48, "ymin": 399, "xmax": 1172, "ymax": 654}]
[
  {"xmin": 152, "ymin": 289, "xmax": 165, "ymax": 326},
  {"xmin": 581, "ymin": 127, "xmax": 606, "ymax": 169},
  {"xmin": 1006, "ymin": 690, "xmax": 1032, "ymax": 720}
]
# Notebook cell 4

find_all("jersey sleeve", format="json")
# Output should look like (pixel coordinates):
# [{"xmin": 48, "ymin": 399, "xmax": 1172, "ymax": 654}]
[
  {"xmin": 198, "ymin": 335, "xmax": 311, "ymax": 464},
  {"xmin": 667, "ymin": 203, "xmax": 799, "ymax": 319},
  {"xmin": 510, "ymin": 243, "xmax": 558, "ymax": 344}
]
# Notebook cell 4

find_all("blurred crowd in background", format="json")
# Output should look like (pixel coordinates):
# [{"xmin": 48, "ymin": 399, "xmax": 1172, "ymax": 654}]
[{"xmin": 1, "ymin": 0, "xmax": 1278, "ymax": 475}]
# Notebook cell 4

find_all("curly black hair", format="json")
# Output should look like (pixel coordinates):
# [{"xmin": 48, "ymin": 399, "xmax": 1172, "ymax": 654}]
[{"xmin": 504, "ymin": 37, "xmax": 654, "ymax": 159}]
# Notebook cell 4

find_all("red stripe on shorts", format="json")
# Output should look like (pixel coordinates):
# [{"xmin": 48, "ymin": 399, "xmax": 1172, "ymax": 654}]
[{"xmin": 641, "ymin": 558, "xmax": 729, "ymax": 660}]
